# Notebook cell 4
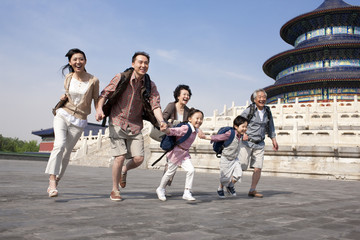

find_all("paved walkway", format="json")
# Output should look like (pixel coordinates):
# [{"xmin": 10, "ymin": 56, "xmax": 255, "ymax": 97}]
[{"xmin": 1, "ymin": 159, "xmax": 359, "ymax": 240}]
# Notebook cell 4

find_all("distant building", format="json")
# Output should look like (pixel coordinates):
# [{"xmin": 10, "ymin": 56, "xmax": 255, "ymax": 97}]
[
  {"xmin": 31, "ymin": 123, "xmax": 107, "ymax": 152},
  {"xmin": 263, "ymin": 0, "xmax": 360, "ymax": 104}
]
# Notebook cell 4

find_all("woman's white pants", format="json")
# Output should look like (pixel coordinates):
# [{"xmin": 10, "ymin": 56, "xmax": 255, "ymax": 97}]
[{"xmin": 45, "ymin": 114, "xmax": 83, "ymax": 178}]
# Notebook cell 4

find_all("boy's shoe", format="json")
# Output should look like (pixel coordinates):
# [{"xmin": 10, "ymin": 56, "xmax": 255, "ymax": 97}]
[
  {"xmin": 110, "ymin": 190, "xmax": 122, "ymax": 201},
  {"xmin": 226, "ymin": 186, "xmax": 237, "ymax": 196},
  {"xmin": 217, "ymin": 189, "xmax": 226, "ymax": 199},
  {"xmin": 156, "ymin": 187, "xmax": 166, "ymax": 201},
  {"xmin": 182, "ymin": 192, "xmax": 196, "ymax": 201},
  {"xmin": 248, "ymin": 190, "xmax": 263, "ymax": 198}
]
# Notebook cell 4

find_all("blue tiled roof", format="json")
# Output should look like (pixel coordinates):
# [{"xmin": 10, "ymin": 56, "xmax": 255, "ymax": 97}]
[
  {"xmin": 31, "ymin": 128, "xmax": 54, "ymax": 137},
  {"xmin": 314, "ymin": 0, "xmax": 352, "ymax": 11},
  {"xmin": 280, "ymin": 1, "xmax": 359, "ymax": 46},
  {"xmin": 262, "ymin": 0, "xmax": 360, "ymax": 101},
  {"xmin": 296, "ymin": 35, "xmax": 360, "ymax": 49},
  {"xmin": 263, "ymin": 43, "xmax": 360, "ymax": 79},
  {"xmin": 31, "ymin": 123, "xmax": 107, "ymax": 138}
]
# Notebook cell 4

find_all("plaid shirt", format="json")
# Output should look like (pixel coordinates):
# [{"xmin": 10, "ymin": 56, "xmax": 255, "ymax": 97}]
[{"xmin": 100, "ymin": 72, "xmax": 161, "ymax": 134}]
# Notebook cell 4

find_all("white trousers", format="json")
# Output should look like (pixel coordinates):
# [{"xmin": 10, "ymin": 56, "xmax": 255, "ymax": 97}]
[
  {"xmin": 159, "ymin": 159, "xmax": 194, "ymax": 190},
  {"xmin": 45, "ymin": 114, "xmax": 83, "ymax": 178}
]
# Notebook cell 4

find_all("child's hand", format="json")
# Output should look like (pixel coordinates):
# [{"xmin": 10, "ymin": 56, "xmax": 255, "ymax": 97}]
[
  {"xmin": 160, "ymin": 122, "xmax": 168, "ymax": 132},
  {"xmin": 242, "ymin": 133, "xmax": 249, "ymax": 141},
  {"xmin": 198, "ymin": 130, "xmax": 206, "ymax": 139}
]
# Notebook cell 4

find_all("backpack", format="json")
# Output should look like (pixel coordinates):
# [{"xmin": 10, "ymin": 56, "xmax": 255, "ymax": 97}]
[
  {"xmin": 151, "ymin": 122, "xmax": 192, "ymax": 166},
  {"xmin": 160, "ymin": 122, "xmax": 192, "ymax": 151},
  {"xmin": 213, "ymin": 127, "xmax": 236, "ymax": 158},
  {"xmin": 101, "ymin": 67, "xmax": 156, "ymax": 127},
  {"xmin": 246, "ymin": 103, "xmax": 272, "ymax": 122},
  {"xmin": 246, "ymin": 103, "xmax": 273, "ymax": 133}
]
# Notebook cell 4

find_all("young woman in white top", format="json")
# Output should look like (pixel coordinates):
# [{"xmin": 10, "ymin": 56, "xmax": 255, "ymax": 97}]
[{"xmin": 45, "ymin": 48, "xmax": 99, "ymax": 197}]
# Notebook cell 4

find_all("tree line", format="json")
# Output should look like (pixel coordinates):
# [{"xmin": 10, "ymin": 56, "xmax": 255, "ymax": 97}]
[{"xmin": 0, "ymin": 134, "xmax": 39, "ymax": 153}]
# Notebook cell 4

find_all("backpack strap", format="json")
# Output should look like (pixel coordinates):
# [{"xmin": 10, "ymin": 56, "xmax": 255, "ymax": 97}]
[
  {"xmin": 101, "ymin": 67, "xmax": 157, "ymax": 127},
  {"xmin": 141, "ymin": 74, "xmax": 159, "ymax": 129},
  {"xmin": 246, "ymin": 104, "xmax": 273, "ymax": 139},
  {"xmin": 246, "ymin": 103, "xmax": 256, "ymax": 121},
  {"xmin": 223, "ymin": 128, "xmax": 236, "ymax": 148},
  {"xmin": 143, "ymin": 74, "xmax": 151, "ymax": 100},
  {"xmin": 264, "ymin": 106, "xmax": 273, "ymax": 133},
  {"xmin": 101, "ymin": 67, "xmax": 133, "ymax": 126},
  {"xmin": 247, "ymin": 103, "xmax": 272, "ymax": 122},
  {"xmin": 215, "ymin": 127, "xmax": 235, "ymax": 158},
  {"xmin": 175, "ymin": 123, "xmax": 192, "ymax": 146},
  {"xmin": 265, "ymin": 106, "xmax": 272, "ymax": 120}
]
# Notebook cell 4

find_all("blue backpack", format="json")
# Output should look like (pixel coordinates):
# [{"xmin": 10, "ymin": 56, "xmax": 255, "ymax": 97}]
[
  {"xmin": 152, "ymin": 122, "xmax": 192, "ymax": 166},
  {"xmin": 160, "ymin": 122, "xmax": 192, "ymax": 151},
  {"xmin": 213, "ymin": 127, "xmax": 236, "ymax": 158}
]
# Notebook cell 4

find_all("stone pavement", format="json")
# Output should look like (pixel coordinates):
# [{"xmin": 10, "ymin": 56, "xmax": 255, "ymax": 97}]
[{"xmin": 1, "ymin": 159, "xmax": 359, "ymax": 240}]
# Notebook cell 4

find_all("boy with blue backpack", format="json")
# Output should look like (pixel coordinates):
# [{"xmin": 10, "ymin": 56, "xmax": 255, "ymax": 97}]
[
  {"xmin": 156, "ymin": 108, "xmax": 204, "ymax": 202},
  {"xmin": 199, "ymin": 116, "xmax": 248, "ymax": 198}
]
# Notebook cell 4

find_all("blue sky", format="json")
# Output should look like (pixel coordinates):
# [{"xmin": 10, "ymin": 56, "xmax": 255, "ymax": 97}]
[{"xmin": 1, "ymin": 0, "xmax": 358, "ymax": 142}]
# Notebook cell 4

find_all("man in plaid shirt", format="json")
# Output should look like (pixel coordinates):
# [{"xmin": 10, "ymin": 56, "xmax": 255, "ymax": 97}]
[{"xmin": 96, "ymin": 52, "xmax": 167, "ymax": 201}]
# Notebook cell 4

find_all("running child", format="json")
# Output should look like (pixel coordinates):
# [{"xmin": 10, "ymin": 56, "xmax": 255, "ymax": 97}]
[
  {"xmin": 156, "ymin": 108, "xmax": 204, "ymax": 201},
  {"xmin": 198, "ymin": 115, "xmax": 248, "ymax": 198}
]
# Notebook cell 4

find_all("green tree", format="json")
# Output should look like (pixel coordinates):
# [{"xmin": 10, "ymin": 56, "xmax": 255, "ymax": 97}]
[{"xmin": 0, "ymin": 134, "xmax": 39, "ymax": 153}]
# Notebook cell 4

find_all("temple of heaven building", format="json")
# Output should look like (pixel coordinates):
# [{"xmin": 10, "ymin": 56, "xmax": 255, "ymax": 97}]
[{"xmin": 263, "ymin": 0, "xmax": 360, "ymax": 104}]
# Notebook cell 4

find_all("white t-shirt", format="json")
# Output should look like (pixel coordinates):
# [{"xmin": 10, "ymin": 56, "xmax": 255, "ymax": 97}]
[
  {"xmin": 258, "ymin": 108, "xmax": 265, "ymax": 121},
  {"xmin": 177, "ymin": 113, "xmax": 183, "ymax": 121},
  {"xmin": 69, "ymin": 77, "xmax": 89, "ymax": 105},
  {"xmin": 57, "ymin": 77, "xmax": 89, "ymax": 128}
]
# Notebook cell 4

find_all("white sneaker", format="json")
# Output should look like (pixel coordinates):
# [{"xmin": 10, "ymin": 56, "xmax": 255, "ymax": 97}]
[
  {"xmin": 182, "ymin": 191, "xmax": 196, "ymax": 201},
  {"xmin": 156, "ymin": 187, "xmax": 166, "ymax": 201}
]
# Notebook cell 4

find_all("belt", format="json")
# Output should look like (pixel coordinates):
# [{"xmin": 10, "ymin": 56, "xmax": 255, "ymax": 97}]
[{"xmin": 248, "ymin": 139, "xmax": 263, "ymax": 144}]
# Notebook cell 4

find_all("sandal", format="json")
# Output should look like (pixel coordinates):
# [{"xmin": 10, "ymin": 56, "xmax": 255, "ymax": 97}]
[
  {"xmin": 47, "ymin": 180, "xmax": 58, "ymax": 197},
  {"xmin": 119, "ymin": 172, "xmax": 127, "ymax": 188},
  {"xmin": 55, "ymin": 177, "xmax": 60, "ymax": 187}
]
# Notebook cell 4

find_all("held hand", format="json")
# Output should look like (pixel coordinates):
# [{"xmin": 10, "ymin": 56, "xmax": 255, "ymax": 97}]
[
  {"xmin": 60, "ymin": 94, "xmax": 68, "ymax": 101},
  {"xmin": 197, "ymin": 129, "xmax": 206, "ymax": 139},
  {"xmin": 160, "ymin": 122, "xmax": 168, "ymax": 132},
  {"xmin": 242, "ymin": 133, "xmax": 249, "ymax": 141},
  {"xmin": 95, "ymin": 97, "xmax": 106, "ymax": 122},
  {"xmin": 95, "ymin": 109, "xmax": 105, "ymax": 122},
  {"xmin": 272, "ymin": 138, "xmax": 279, "ymax": 151}
]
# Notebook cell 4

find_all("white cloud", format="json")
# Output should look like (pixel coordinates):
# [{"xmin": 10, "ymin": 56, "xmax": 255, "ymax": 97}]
[
  {"xmin": 155, "ymin": 49, "xmax": 179, "ymax": 62},
  {"xmin": 222, "ymin": 71, "xmax": 257, "ymax": 82}
]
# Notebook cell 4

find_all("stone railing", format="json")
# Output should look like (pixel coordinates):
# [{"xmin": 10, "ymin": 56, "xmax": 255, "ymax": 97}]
[{"xmin": 70, "ymin": 96, "xmax": 360, "ymax": 180}]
